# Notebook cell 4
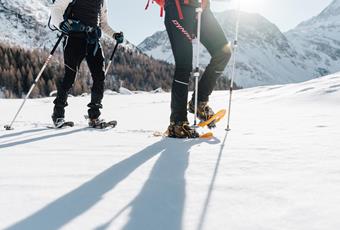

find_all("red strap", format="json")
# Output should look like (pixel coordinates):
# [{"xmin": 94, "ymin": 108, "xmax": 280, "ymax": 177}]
[
  {"xmin": 175, "ymin": 0, "xmax": 184, "ymax": 19},
  {"xmin": 160, "ymin": 6, "xmax": 164, "ymax": 17}
]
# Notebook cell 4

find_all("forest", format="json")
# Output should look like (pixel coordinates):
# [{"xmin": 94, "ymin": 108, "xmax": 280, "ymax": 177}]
[{"xmin": 0, "ymin": 40, "xmax": 238, "ymax": 98}]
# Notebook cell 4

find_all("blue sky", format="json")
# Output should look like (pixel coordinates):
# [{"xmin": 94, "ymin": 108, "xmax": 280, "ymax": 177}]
[{"xmin": 107, "ymin": 0, "xmax": 333, "ymax": 45}]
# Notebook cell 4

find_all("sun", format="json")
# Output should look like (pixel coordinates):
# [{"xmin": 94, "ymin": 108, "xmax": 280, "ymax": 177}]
[{"xmin": 211, "ymin": 0, "xmax": 265, "ymax": 14}]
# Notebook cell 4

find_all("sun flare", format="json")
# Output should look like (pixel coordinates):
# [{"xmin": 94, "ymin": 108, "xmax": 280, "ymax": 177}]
[{"xmin": 239, "ymin": 0, "xmax": 265, "ymax": 13}]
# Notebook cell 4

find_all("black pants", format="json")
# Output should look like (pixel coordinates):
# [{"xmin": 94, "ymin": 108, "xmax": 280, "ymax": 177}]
[
  {"xmin": 165, "ymin": 5, "xmax": 231, "ymax": 122},
  {"xmin": 54, "ymin": 34, "xmax": 105, "ymax": 119}
]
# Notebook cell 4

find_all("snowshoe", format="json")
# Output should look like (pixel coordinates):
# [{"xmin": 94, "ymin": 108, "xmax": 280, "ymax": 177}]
[
  {"xmin": 49, "ymin": 117, "xmax": 74, "ymax": 129},
  {"xmin": 88, "ymin": 118, "xmax": 117, "ymax": 129}
]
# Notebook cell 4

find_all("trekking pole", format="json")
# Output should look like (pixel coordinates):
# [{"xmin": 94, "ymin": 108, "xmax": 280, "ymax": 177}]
[
  {"xmin": 104, "ymin": 42, "xmax": 119, "ymax": 76},
  {"xmin": 4, "ymin": 34, "xmax": 65, "ymax": 130},
  {"xmin": 226, "ymin": 0, "xmax": 241, "ymax": 131},
  {"xmin": 193, "ymin": 0, "xmax": 203, "ymax": 129}
]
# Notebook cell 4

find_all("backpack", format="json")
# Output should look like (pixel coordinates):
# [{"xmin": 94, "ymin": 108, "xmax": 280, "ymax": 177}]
[
  {"xmin": 48, "ymin": 0, "xmax": 77, "ymax": 31},
  {"xmin": 145, "ymin": 0, "xmax": 190, "ymax": 20}
]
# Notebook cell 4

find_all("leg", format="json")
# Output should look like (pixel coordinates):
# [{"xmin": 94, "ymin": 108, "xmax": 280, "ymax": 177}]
[
  {"xmin": 193, "ymin": 7, "xmax": 231, "ymax": 103},
  {"xmin": 165, "ymin": 5, "xmax": 196, "ymax": 122},
  {"xmin": 86, "ymin": 43, "xmax": 106, "ymax": 119},
  {"xmin": 53, "ymin": 36, "xmax": 86, "ymax": 120}
]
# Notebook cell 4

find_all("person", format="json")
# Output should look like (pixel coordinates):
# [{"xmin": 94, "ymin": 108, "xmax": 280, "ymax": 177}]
[
  {"xmin": 164, "ymin": 0, "xmax": 232, "ymax": 138},
  {"xmin": 50, "ymin": 0, "xmax": 124, "ymax": 127}
]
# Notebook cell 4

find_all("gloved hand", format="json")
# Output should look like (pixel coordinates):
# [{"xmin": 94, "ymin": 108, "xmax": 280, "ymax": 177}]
[
  {"xmin": 59, "ymin": 20, "xmax": 83, "ymax": 34},
  {"xmin": 113, "ymin": 32, "xmax": 124, "ymax": 44},
  {"xmin": 59, "ymin": 19, "xmax": 72, "ymax": 34}
]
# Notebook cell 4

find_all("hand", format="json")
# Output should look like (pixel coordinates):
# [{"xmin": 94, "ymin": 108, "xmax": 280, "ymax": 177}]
[
  {"xmin": 113, "ymin": 32, "xmax": 124, "ymax": 44},
  {"xmin": 59, "ymin": 20, "xmax": 72, "ymax": 34}
]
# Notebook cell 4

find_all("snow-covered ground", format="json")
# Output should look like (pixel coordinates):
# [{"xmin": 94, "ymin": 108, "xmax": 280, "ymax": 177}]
[{"xmin": 0, "ymin": 73, "xmax": 340, "ymax": 230}]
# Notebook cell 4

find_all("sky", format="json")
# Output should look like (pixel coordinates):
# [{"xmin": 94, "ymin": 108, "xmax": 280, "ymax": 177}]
[{"xmin": 108, "ymin": 0, "xmax": 333, "ymax": 45}]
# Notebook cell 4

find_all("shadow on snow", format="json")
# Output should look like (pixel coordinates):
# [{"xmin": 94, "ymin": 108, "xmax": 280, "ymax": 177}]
[{"xmin": 5, "ymin": 137, "xmax": 220, "ymax": 230}]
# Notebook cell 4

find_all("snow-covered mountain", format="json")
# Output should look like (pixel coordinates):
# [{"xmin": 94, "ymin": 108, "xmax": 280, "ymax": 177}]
[
  {"xmin": 138, "ymin": 1, "xmax": 340, "ymax": 87},
  {"xmin": 0, "ymin": 0, "xmax": 135, "ymax": 49},
  {"xmin": 0, "ymin": 0, "xmax": 55, "ymax": 48},
  {"xmin": 1, "ymin": 72, "xmax": 340, "ymax": 230},
  {"xmin": 286, "ymin": 0, "xmax": 340, "ymax": 76}
]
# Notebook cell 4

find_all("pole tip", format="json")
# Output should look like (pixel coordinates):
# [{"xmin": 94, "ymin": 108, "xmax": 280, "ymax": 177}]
[{"xmin": 4, "ymin": 125, "xmax": 13, "ymax": 130}]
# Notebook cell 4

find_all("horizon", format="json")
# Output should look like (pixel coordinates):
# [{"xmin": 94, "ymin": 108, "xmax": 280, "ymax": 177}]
[{"xmin": 108, "ymin": 0, "xmax": 333, "ymax": 45}]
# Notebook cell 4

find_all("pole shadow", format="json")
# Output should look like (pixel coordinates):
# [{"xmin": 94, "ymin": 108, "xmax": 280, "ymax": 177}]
[
  {"xmin": 0, "ymin": 128, "xmax": 88, "ymax": 149},
  {"xmin": 196, "ymin": 131, "xmax": 229, "ymax": 230},
  {"xmin": 0, "ymin": 128, "xmax": 47, "ymax": 141}
]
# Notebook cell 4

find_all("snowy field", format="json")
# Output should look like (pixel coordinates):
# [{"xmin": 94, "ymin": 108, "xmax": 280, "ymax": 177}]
[{"xmin": 0, "ymin": 73, "xmax": 340, "ymax": 230}]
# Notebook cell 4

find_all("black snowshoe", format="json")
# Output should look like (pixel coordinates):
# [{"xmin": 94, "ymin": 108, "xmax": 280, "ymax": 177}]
[{"xmin": 87, "ymin": 117, "xmax": 117, "ymax": 129}]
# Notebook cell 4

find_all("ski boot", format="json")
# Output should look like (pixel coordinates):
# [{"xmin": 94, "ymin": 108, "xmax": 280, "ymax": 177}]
[
  {"xmin": 167, "ymin": 121, "xmax": 200, "ymax": 138},
  {"xmin": 188, "ymin": 100, "xmax": 216, "ymax": 129}
]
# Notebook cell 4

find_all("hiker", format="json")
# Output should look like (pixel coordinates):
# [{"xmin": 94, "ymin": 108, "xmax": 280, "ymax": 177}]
[
  {"xmin": 50, "ymin": 0, "xmax": 124, "ymax": 128},
  {"xmin": 160, "ymin": 0, "xmax": 232, "ymax": 138}
]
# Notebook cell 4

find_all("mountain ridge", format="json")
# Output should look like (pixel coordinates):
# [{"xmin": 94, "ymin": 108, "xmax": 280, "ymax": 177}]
[{"xmin": 138, "ymin": 2, "xmax": 340, "ymax": 87}]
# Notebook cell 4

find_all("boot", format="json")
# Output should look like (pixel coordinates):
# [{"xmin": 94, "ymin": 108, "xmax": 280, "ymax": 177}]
[
  {"xmin": 188, "ymin": 100, "xmax": 216, "ymax": 128},
  {"xmin": 167, "ymin": 121, "xmax": 200, "ymax": 138},
  {"xmin": 87, "ymin": 92, "xmax": 103, "ymax": 120},
  {"xmin": 188, "ymin": 100, "xmax": 215, "ymax": 121},
  {"xmin": 87, "ymin": 102, "xmax": 103, "ymax": 120},
  {"xmin": 52, "ymin": 94, "xmax": 68, "ymax": 126},
  {"xmin": 88, "ymin": 118, "xmax": 104, "ymax": 128}
]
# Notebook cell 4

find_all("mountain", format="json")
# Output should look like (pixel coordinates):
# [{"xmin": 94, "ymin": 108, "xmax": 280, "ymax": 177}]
[
  {"xmin": 0, "ymin": 0, "xmax": 54, "ymax": 48},
  {"xmin": 1, "ymin": 72, "xmax": 340, "ymax": 229},
  {"xmin": 138, "ymin": 2, "xmax": 340, "ymax": 87},
  {"xmin": 0, "ymin": 0, "xmax": 137, "ymax": 49},
  {"xmin": 286, "ymin": 0, "xmax": 340, "ymax": 75},
  {"xmin": 138, "ymin": 11, "xmax": 313, "ymax": 87}
]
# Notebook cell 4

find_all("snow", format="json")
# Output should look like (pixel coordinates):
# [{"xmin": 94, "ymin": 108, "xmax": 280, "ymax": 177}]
[
  {"xmin": 119, "ymin": 87, "xmax": 134, "ymax": 95},
  {"xmin": 0, "ymin": 73, "xmax": 340, "ymax": 230}
]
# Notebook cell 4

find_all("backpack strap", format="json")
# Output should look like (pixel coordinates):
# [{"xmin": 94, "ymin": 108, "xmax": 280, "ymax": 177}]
[
  {"xmin": 145, "ymin": 0, "xmax": 188, "ymax": 20},
  {"xmin": 175, "ymin": 0, "xmax": 184, "ymax": 19}
]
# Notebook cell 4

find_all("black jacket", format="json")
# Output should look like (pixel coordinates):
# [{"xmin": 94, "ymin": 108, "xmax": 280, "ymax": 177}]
[{"xmin": 70, "ymin": 0, "xmax": 103, "ymax": 27}]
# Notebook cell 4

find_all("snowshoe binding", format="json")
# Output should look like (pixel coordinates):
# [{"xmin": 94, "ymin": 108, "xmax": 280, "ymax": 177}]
[
  {"xmin": 50, "ymin": 117, "xmax": 74, "ymax": 129},
  {"xmin": 188, "ymin": 100, "xmax": 216, "ymax": 129},
  {"xmin": 87, "ymin": 118, "xmax": 117, "ymax": 129},
  {"xmin": 167, "ymin": 121, "xmax": 200, "ymax": 139}
]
